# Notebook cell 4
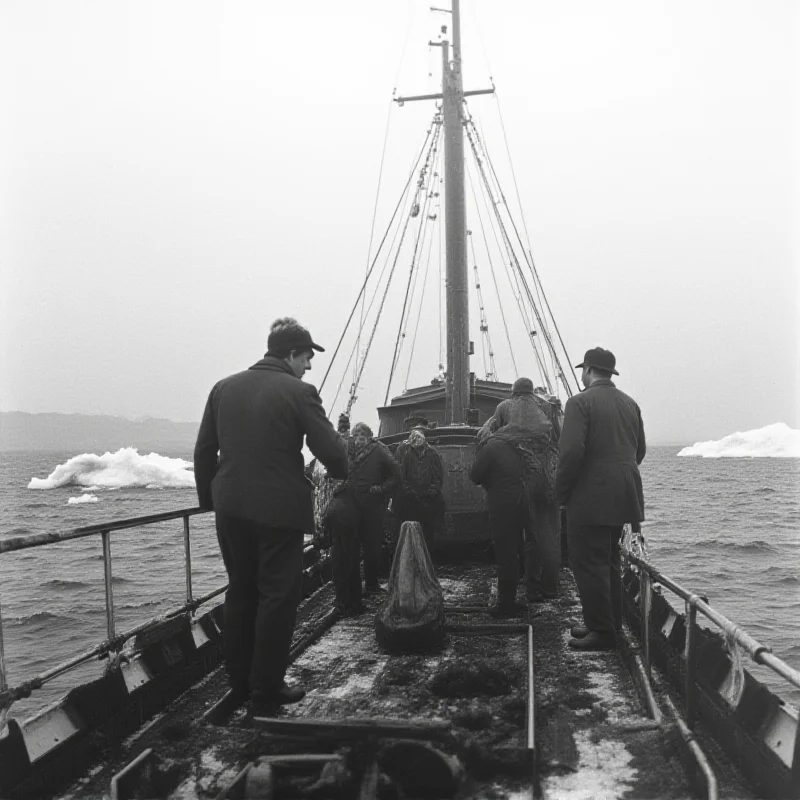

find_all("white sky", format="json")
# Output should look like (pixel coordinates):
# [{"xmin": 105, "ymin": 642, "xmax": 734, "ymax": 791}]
[{"xmin": 1, "ymin": 0, "xmax": 797, "ymax": 444}]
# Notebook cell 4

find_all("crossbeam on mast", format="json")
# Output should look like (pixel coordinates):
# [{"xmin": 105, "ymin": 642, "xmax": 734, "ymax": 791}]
[{"xmin": 395, "ymin": 88, "xmax": 495, "ymax": 106}]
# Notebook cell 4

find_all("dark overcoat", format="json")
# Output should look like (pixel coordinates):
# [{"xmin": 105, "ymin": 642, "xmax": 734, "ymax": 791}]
[
  {"xmin": 194, "ymin": 356, "xmax": 348, "ymax": 532},
  {"xmin": 469, "ymin": 436, "xmax": 526, "ymax": 512},
  {"xmin": 555, "ymin": 379, "xmax": 646, "ymax": 525}
]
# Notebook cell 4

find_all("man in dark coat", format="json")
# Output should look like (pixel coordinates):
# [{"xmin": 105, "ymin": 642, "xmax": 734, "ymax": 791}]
[
  {"xmin": 393, "ymin": 427, "xmax": 445, "ymax": 553},
  {"xmin": 328, "ymin": 421, "xmax": 399, "ymax": 613},
  {"xmin": 469, "ymin": 423, "xmax": 558, "ymax": 616},
  {"xmin": 556, "ymin": 347, "xmax": 646, "ymax": 651},
  {"xmin": 194, "ymin": 317, "xmax": 348, "ymax": 713}
]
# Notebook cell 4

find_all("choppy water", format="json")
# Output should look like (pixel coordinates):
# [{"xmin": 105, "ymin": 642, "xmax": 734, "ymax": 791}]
[{"xmin": 0, "ymin": 446, "xmax": 798, "ymax": 722}]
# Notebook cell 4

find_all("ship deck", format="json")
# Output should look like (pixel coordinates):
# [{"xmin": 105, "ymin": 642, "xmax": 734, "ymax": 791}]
[{"xmin": 62, "ymin": 564, "xmax": 753, "ymax": 799}]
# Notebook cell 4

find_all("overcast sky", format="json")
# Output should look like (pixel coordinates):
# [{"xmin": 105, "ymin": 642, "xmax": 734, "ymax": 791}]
[{"xmin": 1, "ymin": 0, "xmax": 797, "ymax": 445}]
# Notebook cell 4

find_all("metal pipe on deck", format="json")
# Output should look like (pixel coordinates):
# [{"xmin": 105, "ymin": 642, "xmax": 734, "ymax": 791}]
[
  {"xmin": 663, "ymin": 695, "xmax": 718, "ymax": 800},
  {"xmin": 623, "ymin": 549, "xmax": 800, "ymax": 690},
  {"xmin": 0, "ymin": 507, "xmax": 208, "ymax": 554},
  {"xmin": 0, "ymin": 583, "xmax": 226, "ymax": 707}
]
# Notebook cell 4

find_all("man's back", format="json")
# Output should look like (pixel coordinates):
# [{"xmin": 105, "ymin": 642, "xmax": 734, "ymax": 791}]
[
  {"xmin": 194, "ymin": 356, "xmax": 348, "ymax": 532},
  {"xmin": 555, "ymin": 379, "xmax": 645, "ymax": 526}
]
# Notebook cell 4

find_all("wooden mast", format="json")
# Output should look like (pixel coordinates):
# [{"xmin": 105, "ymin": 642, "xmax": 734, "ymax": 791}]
[
  {"xmin": 442, "ymin": 0, "xmax": 469, "ymax": 424},
  {"xmin": 394, "ymin": 1, "xmax": 493, "ymax": 424}
]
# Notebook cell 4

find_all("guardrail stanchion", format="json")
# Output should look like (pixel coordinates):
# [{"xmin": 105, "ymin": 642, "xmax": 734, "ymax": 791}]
[
  {"xmin": 640, "ymin": 569, "xmax": 651, "ymax": 682},
  {"xmin": 0, "ymin": 598, "xmax": 8, "ymax": 732},
  {"xmin": 685, "ymin": 598, "xmax": 698, "ymax": 729},
  {"xmin": 183, "ymin": 516, "xmax": 193, "ymax": 607},
  {"xmin": 101, "ymin": 531, "xmax": 115, "ymax": 640}
]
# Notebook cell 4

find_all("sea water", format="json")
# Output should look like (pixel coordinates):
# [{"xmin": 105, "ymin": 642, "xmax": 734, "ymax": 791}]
[{"xmin": 0, "ymin": 440, "xmax": 798, "ymax": 722}]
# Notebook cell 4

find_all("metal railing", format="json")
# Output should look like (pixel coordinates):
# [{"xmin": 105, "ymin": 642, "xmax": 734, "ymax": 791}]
[
  {"xmin": 0, "ymin": 507, "xmax": 219, "ymax": 722},
  {"xmin": 620, "ymin": 546, "xmax": 800, "ymax": 728}
]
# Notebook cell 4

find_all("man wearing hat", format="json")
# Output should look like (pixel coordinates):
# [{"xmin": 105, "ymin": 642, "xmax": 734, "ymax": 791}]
[
  {"xmin": 477, "ymin": 377, "xmax": 553, "ymax": 442},
  {"xmin": 556, "ymin": 347, "xmax": 646, "ymax": 651},
  {"xmin": 194, "ymin": 317, "xmax": 349, "ymax": 715}
]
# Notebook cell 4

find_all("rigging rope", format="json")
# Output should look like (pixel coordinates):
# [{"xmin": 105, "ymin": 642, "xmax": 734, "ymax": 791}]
[
  {"xmin": 384, "ymin": 120, "xmax": 443, "ymax": 404},
  {"xmin": 319, "ymin": 124, "xmax": 435, "ymax": 395},
  {"xmin": 404, "ymin": 178, "xmax": 440, "ymax": 390},
  {"xmin": 465, "ymin": 116, "xmax": 556, "ymax": 393},
  {"xmin": 466, "ymin": 157, "xmax": 518, "ymax": 376},
  {"xmin": 355, "ymin": 97, "xmax": 395, "ymax": 393},
  {"xmin": 345, "ymin": 116, "xmax": 443, "ymax": 416},
  {"xmin": 469, "ymin": 229, "xmax": 497, "ymax": 381},
  {"xmin": 472, "ymin": 108, "xmax": 579, "ymax": 396}
]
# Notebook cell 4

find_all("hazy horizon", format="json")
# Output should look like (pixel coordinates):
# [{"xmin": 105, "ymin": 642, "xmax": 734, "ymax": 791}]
[{"xmin": 2, "ymin": 1, "xmax": 797, "ymax": 444}]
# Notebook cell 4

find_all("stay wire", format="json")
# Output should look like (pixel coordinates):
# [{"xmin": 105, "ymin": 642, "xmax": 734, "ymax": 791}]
[
  {"xmin": 477, "ymin": 110, "xmax": 578, "ymax": 395},
  {"xmin": 319, "ymin": 123, "xmax": 435, "ymax": 395},
  {"xmin": 384, "ymin": 122, "xmax": 443, "ymax": 404},
  {"xmin": 330, "ymin": 156, "xmax": 420, "ymax": 415},
  {"xmin": 466, "ymin": 117, "xmax": 554, "ymax": 391},
  {"xmin": 355, "ymin": 97, "xmax": 395, "ymax": 389},
  {"xmin": 465, "ymin": 156, "xmax": 518, "ymax": 376},
  {"xmin": 404, "ymin": 171, "xmax": 440, "ymax": 389}
]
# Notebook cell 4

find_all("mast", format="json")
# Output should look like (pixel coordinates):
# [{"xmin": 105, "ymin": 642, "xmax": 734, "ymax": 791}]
[
  {"xmin": 442, "ymin": 0, "xmax": 469, "ymax": 424},
  {"xmin": 394, "ymin": 1, "xmax": 493, "ymax": 423}
]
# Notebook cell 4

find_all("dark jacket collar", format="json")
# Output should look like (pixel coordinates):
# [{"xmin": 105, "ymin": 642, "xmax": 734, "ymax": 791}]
[
  {"xmin": 588, "ymin": 379, "xmax": 615, "ymax": 389},
  {"xmin": 249, "ymin": 355, "xmax": 296, "ymax": 376}
]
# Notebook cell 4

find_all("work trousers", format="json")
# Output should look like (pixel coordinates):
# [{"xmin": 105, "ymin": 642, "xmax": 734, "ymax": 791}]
[
  {"xmin": 490, "ymin": 497, "xmax": 560, "ymax": 606},
  {"xmin": 215, "ymin": 515, "xmax": 304, "ymax": 700},
  {"xmin": 395, "ymin": 493, "xmax": 444, "ymax": 554},
  {"xmin": 330, "ymin": 496, "xmax": 385, "ymax": 608},
  {"xmin": 568, "ymin": 522, "xmax": 623, "ymax": 635}
]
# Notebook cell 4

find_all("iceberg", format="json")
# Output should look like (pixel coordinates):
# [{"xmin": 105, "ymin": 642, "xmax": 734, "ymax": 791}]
[
  {"xmin": 68, "ymin": 493, "xmax": 99, "ymax": 504},
  {"xmin": 677, "ymin": 422, "xmax": 800, "ymax": 458},
  {"xmin": 29, "ymin": 448, "xmax": 195, "ymax": 489}
]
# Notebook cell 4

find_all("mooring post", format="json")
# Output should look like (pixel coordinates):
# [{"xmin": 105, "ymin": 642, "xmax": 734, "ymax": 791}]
[
  {"xmin": 685, "ymin": 598, "xmax": 698, "ymax": 729},
  {"xmin": 183, "ymin": 515, "xmax": 193, "ymax": 607},
  {"xmin": 101, "ymin": 531, "xmax": 116, "ymax": 641}
]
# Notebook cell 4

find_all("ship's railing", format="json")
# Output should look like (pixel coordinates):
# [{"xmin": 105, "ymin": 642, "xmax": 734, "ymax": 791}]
[
  {"xmin": 620, "ymin": 545, "xmax": 800, "ymax": 727},
  {"xmin": 0, "ymin": 507, "xmax": 222, "ymax": 725}
]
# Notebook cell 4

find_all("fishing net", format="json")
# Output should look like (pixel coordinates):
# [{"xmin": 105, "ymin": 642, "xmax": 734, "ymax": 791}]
[{"xmin": 375, "ymin": 521, "xmax": 445, "ymax": 653}]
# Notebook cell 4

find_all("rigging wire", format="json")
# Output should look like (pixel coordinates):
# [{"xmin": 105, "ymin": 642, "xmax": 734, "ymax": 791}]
[
  {"xmin": 320, "ymin": 124, "xmax": 435, "ymax": 395},
  {"xmin": 468, "ymin": 229, "xmax": 497, "ymax": 381},
  {"xmin": 404, "ymin": 173, "xmax": 441, "ymax": 389},
  {"xmin": 465, "ymin": 157, "xmax": 518, "ymax": 376},
  {"xmin": 355, "ymin": 98, "xmax": 395, "ymax": 391},
  {"xmin": 384, "ymin": 120, "xmax": 443, "ymax": 404},
  {"xmin": 344, "ymin": 116, "xmax": 443, "ymax": 416},
  {"xmin": 476, "ymin": 113, "xmax": 561, "ymax": 384},
  {"xmin": 468, "ymin": 146, "xmax": 548, "ymax": 383},
  {"xmin": 465, "ymin": 115, "xmax": 555, "ymax": 392},
  {"xmin": 330, "ymin": 169, "xmax": 419, "ymax": 413},
  {"xmin": 474, "ymin": 106, "xmax": 578, "ymax": 395}
]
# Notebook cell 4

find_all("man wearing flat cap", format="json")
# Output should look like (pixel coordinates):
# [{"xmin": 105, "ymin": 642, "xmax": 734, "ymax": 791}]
[
  {"xmin": 195, "ymin": 317, "xmax": 348, "ymax": 715},
  {"xmin": 556, "ymin": 347, "xmax": 646, "ymax": 651}
]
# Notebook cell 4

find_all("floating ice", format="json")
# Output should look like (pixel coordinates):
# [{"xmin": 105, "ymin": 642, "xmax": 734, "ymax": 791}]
[
  {"xmin": 678, "ymin": 422, "xmax": 800, "ymax": 458},
  {"xmin": 29, "ymin": 448, "xmax": 195, "ymax": 489},
  {"xmin": 67, "ymin": 493, "xmax": 99, "ymax": 504}
]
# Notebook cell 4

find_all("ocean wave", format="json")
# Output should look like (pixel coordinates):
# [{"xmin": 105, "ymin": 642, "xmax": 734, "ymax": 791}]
[
  {"xmin": 118, "ymin": 599, "xmax": 163, "ymax": 610},
  {"xmin": 67, "ymin": 493, "xmax": 99, "ymax": 505},
  {"xmin": 678, "ymin": 422, "xmax": 800, "ymax": 458},
  {"xmin": 28, "ymin": 448, "xmax": 195, "ymax": 490},
  {"xmin": 696, "ymin": 539, "xmax": 778, "ymax": 554},
  {"xmin": 7, "ymin": 611, "xmax": 63, "ymax": 626},
  {"xmin": 4, "ymin": 526, "xmax": 32, "ymax": 536},
  {"xmin": 755, "ymin": 487, "xmax": 777, "ymax": 494},
  {"xmin": 43, "ymin": 579, "xmax": 90, "ymax": 588}
]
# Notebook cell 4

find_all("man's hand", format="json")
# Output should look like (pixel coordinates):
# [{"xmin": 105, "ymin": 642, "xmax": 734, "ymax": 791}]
[{"xmin": 369, "ymin": 485, "xmax": 382, "ymax": 495}]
